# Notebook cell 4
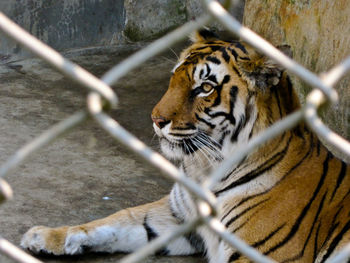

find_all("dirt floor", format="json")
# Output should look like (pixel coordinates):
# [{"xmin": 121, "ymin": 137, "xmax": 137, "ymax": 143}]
[{"xmin": 0, "ymin": 44, "xmax": 205, "ymax": 263}]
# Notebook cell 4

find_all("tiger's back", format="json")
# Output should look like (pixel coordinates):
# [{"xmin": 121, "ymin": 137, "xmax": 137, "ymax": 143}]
[{"xmin": 221, "ymin": 138, "xmax": 350, "ymax": 262}]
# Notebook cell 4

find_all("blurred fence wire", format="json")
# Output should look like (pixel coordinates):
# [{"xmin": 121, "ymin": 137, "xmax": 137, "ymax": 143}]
[{"xmin": 0, "ymin": 0, "xmax": 350, "ymax": 262}]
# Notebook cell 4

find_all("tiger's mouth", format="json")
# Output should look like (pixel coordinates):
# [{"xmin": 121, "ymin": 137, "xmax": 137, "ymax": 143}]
[
  {"xmin": 155, "ymin": 129, "xmax": 223, "ymax": 162},
  {"xmin": 160, "ymin": 136, "xmax": 200, "ymax": 154},
  {"xmin": 156, "ymin": 130, "xmax": 197, "ymax": 160}
]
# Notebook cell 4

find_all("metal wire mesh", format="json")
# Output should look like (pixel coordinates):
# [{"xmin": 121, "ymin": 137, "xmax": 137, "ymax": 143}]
[{"xmin": 0, "ymin": 0, "xmax": 349, "ymax": 262}]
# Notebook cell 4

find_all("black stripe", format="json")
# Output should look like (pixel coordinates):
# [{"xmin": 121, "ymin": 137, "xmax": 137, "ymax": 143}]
[
  {"xmin": 221, "ymin": 192, "xmax": 268, "ymax": 222},
  {"xmin": 190, "ymin": 50, "xmax": 211, "ymax": 60},
  {"xmin": 169, "ymin": 204, "xmax": 184, "ymax": 224},
  {"xmin": 210, "ymin": 84, "xmax": 223, "ymax": 107},
  {"xmin": 207, "ymin": 56, "xmax": 221, "ymax": 64},
  {"xmin": 272, "ymin": 86, "xmax": 283, "ymax": 118},
  {"xmin": 320, "ymin": 220, "xmax": 350, "ymax": 263},
  {"xmin": 232, "ymin": 208, "xmax": 263, "ymax": 233},
  {"xmin": 218, "ymin": 128, "xmax": 229, "ymax": 146},
  {"xmin": 228, "ymin": 219, "xmax": 284, "ymax": 262},
  {"xmin": 277, "ymin": 132, "xmax": 314, "ymax": 182},
  {"xmin": 143, "ymin": 216, "xmax": 170, "ymax": 255},
  {"xmin": 205, "ymin": 75, "xmax": 230, "ymax": 111},
  {"xmin": 282, "ymin": 191, "xmax": 328, "ymax": 262},
  {"xmin": 232, "ymin": 65, "xmax": 241, "ymax": 77},
  {"xmin": 322, "ymin": 205, "xmax": 343, "ymax": 249},
  {"xmin": 239, "ymin": 56, "xmax": 250, "ymax": 61},
  {"xmin": 265, "ymin": 152, "xmax": 332, "ymax": 255},
  {"xmin": 342, "ymin": 190, "xmax": 350, "ymax": 204},
  {"xmin": 231, "ymin": 115, "xmax": 244, "ymax": 142},
  {"xmin": 330, "ymin": 161, "xmax": 347, "ymax": 202},
  {"xmin": 205, "ymin": 63, "xmax": 211, "ymax": 78},
  {"xmin": 229, "ymin": 86, "xmax": 238, "ymax": 108},
  {"xmin": 223, "ymin": 131, "xmax": 312, "ymax": 208},
  {"xmin": 286, "ymin": 76, "xmax": 293, "ymax": 99},
  {"xmin": 208, "ymin": 46, "xmax": 223, "ymax": 52},
  {"xmin": 219, "ymin": 146, "xmax": 288, "ymax": 190},
  {"xmin": 143, "ymin": 216, "xmax": 158, "ymax": 241},
  {"xmin": 192, "ymin": 65, "xmax": 197, "ymax": 79},
  {"xmin": 193, "ymin": 46, "xmax": 210, "ymax": 51},
  {"xmin": 185, "ymin": 232, "xmax": 206, "ymax": 254},
  {"xmin": 215, "ymin": 135, "xmax": 292, "ymax": 196},
  {"xmin": 199, "ymin": 68, "xmax": 204, "ymax": 79},
  {"xmin": 220, "ymin": 48, "xmax": 231, "ymax": 63},
  {"xmin": 205, "ymin": 44, "xmax": 224, "ymax": 50},
  {"xmin": 185, "ymin": 70, "xmax": 191, "ymax": 82},
  {"xmin": 207, "ymin": 74, "xmax": 218, "ymax": 83},
  {"xmin": 222, "ymin": 74, "xmax": 231, "ymax": 84},
  {"xmin": 248, "ymin": 127, "xmax": 254, "ymax": 139},
  {"xmin": 195, "ymin": 113, "xmax": 216, "ymax": 129},
  {"xmin": 234, "ymin": 42, "xmax": 248, "ymax": 54},
  {"xmin": 228, "ymin": 47, "xmax": 238, "ymax": 60},
  {"xmin": 176, "ymin": 185, "xmax": 192, "ymax": 217},
  {"xmin": 229, "ymin": 252, "xmax": 240, "ymax": 262},
  {"xmin": 225, "ymin": 198, "xmax": 269, "ymax": 228},
  {"xmin": 172, "ymin": 124, "xmax": 196, "ymax": 130},
  {"xmin": 190, "ymin": 84, "xmax": 206, "ymax": 100},
  {"xmin": 253, "ymin": 224, "xmax": 286, "ymax": 248},
  {"xmin": 303, "ymin": 191, "xmax": 328, "ymax": 251},
  {"xmin": 313, "ymin": 221, "xmax": 322, "ymax": 262},
  {"xmin": 204, "ymin": 109, "xmax": 236, "ymax": 126},
  {"xmin": 317, "ymin": 140, "xmax": 321, "ymax": 156},
  {"xmin": 228, "ymin": 85, "xmax": 238, "ymax": 125},
  {"xmin": 171, "ymin": 184, "xmax": 186, "ymax": 219},
  {"xmin": 243, "ymin": 91, "xmax": 255, "ymax": 127},
  {"xmin": 208, "ymin": 83, "xmax": 236, "ymax": 125},
  {"xmin": 220, "ymin": 128, "xmax": 282, "ymax": 183},
  {"xmin": 232, "ymin": 219, "xmax": 249, "ymax": 233}
]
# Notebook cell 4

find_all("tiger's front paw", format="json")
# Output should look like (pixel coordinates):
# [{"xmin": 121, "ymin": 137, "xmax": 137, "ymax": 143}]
[
  {"xmin": 21, "ymin": 225, "xmax": 89, "ymax": 255},
  {"xmin": 21, "ymin": 226, "xmax": 63, "ymax": 255}
]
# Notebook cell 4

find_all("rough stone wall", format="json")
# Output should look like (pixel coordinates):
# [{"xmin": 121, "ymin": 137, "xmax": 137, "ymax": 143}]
[
  {"xmin": 122, "ymin": 0, "xmax": 245, "ymax": 41},
  {"xmin": 243, "ymin": 0, "xmax": 350, "ymax": 158},
  {"xmin": 0, "ymin": 0, "xmax": 125, "ymax": 59},
  {"xmin": 123, "ymin": 0, "xmax": 187, "ymax": 41},
  {"xmin": 0, "ymin": 0, "xmax": 245, "ymax": 58}
]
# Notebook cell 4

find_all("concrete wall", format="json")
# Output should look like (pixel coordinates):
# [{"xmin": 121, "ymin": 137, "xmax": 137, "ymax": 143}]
[
  {"xmin": 244, "ymin": 0, "xmax": 350, "ymax": 160},
  {"xmin": 0, "ymin": 0, "xmax": 125, "ymax": 58},
  {"xmin": 0, "ymin": 0, "xmax": 244, "ymax": 59},
  {"xmin": 124, "ymin": 0, "xmax": 245, "ymax": 41}
]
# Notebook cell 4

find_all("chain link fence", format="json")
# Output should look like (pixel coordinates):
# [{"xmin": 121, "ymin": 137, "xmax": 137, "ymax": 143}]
[{"xmin": 0, "ymin": 0, "xmax": 350, "ymax": 262}]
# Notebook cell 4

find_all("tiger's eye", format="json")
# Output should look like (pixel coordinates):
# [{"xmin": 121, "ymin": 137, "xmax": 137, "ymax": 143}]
[{"xmin": 203, "ymin": 83, "xmax": 213, "ymax": 93}]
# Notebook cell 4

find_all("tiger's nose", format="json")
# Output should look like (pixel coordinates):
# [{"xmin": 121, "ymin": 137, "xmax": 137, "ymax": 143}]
[{"xmin": 151, "ymin": 116, "xmax": 169, "ymax": 129}]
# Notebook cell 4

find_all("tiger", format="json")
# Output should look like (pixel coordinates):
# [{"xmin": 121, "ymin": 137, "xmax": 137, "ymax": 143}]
[{"xmin": 21, "ymin": 29, "xmax": 350, "ymax": 263}]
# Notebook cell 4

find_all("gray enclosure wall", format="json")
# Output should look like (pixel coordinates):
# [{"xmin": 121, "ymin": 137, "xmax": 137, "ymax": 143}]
[{"xmin": 0, "ymin": 0, "xmax": 244, "ymax": 60}]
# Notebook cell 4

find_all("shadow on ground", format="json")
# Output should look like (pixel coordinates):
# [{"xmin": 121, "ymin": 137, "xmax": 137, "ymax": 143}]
[{"xmin": 0, "ymin": 43, "xmax": 205, "ymax": 263}]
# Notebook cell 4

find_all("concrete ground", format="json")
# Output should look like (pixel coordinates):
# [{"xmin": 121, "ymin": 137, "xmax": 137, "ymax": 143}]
[{"xmin": 0, "ymin": 44, "xmax": 205, "ymax": 263}]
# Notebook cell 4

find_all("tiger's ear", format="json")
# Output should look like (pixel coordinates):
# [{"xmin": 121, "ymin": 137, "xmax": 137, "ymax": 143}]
[
  {"xmin": 190, "ymin": 28, "xmax": 219, "ymax": 43},
  {"xmin": 238, "ymin": 45, "xmax": 292, "ymax": 89}
]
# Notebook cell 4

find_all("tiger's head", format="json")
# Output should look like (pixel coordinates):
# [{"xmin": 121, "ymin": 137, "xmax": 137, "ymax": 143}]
[{"xmin": 151, "ymin": 29, "xmax": 300, "ymax": 163}]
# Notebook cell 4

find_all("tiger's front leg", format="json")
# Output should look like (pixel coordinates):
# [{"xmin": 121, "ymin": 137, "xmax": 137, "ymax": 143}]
[{"xmin": 21, "ymin": 196, "xmax": 198, "ymax": 256}]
